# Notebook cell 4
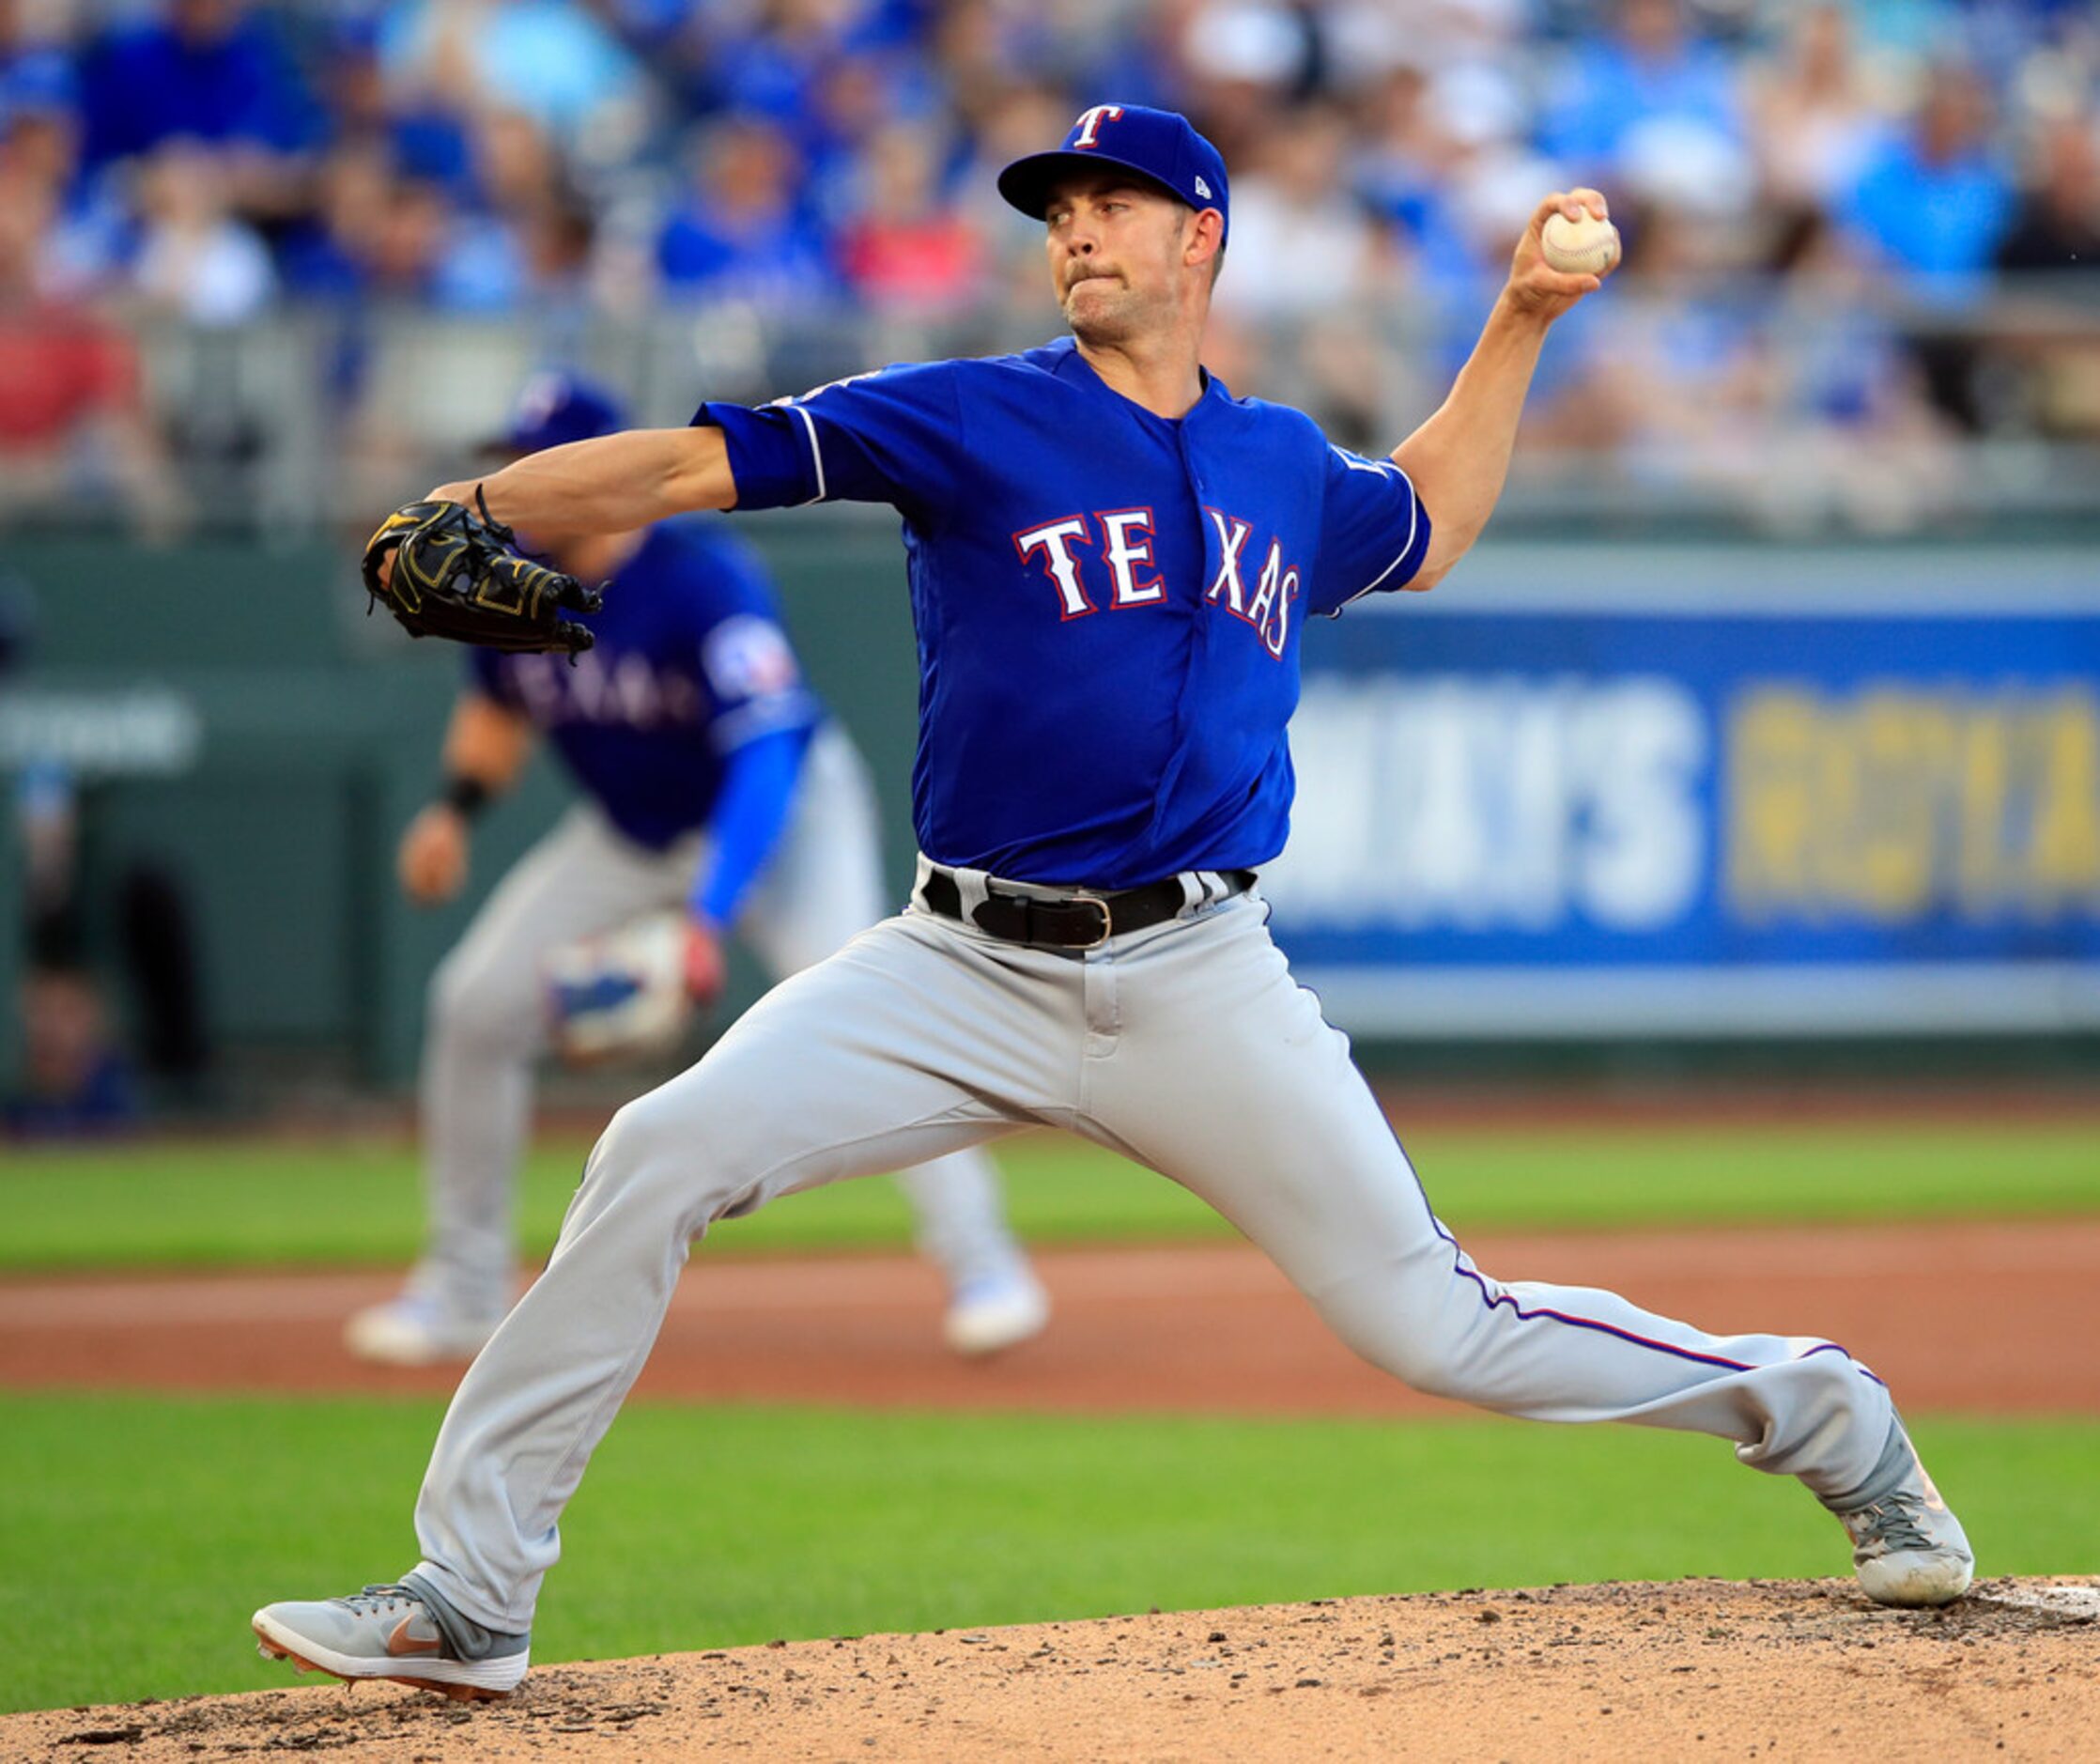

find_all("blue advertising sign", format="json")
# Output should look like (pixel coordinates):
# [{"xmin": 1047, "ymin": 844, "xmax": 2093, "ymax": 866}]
[{"xmin": 1265, "ymin": 546, "xmax": 2100, "ymax": 1034}]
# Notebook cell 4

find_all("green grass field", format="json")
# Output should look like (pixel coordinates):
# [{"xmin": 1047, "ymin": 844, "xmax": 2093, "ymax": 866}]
[
  {"xmin": 6, "ymin": 1118, "xmax": 2098, "ymax": 1271},
  {"xmin": 1, "ymin": 1391, "xmax": 2093, "ymax": 1714}
]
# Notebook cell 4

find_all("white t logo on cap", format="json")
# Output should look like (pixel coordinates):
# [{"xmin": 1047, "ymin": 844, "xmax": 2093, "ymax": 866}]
[{"xmin": 1072, "ymin": 105, "xmax": 1124, "ymax": 149}]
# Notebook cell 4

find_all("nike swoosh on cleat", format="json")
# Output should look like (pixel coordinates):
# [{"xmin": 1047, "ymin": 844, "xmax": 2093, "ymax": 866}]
[{"xmin": 388, "ymin": 1617, "xmax": 444, "ymax": 1658}]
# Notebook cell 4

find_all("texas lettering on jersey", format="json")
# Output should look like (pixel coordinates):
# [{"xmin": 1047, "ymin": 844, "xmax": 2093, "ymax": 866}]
[
  {"xmin": 502, "ymin": 648, "xmax": 706, "ymax": 731},
  {"xmin": 1011, "ymin": 507, "xmax": 1299, "ymax": 658}
]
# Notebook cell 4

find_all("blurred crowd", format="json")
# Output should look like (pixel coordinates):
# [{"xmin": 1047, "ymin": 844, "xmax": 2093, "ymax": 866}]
[{"xmin": 2, "ymin": 0, "xmax": 2098, "ymax": 532}]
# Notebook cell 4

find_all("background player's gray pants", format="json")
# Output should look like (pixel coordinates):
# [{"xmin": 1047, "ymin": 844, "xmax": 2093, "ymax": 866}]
[
  {"xmin": 414, "ymin": 723, "xmax": 1023, "ymax": 1323},
  {"xmin": 409, "ymin": 880, "xmax": 1895, "ymax": 1634}
]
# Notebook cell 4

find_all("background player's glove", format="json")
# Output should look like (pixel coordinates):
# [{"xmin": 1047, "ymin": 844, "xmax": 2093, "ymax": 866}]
[
  {"xmin": 362, "ymin": 492, "xmax": 603, "ymax": 656},
  {"xmin": 543, "ymin": 911, "xmax": 699, "ymax": 1065}
]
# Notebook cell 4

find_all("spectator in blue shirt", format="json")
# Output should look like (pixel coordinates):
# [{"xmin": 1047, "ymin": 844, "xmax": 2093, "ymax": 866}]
[
  {"xmin": 1841, "ymin": 63, "xmax": 2017, "ymax": 302},
  {"xmin": 78, "ymin": 0, "xmax": 321, "ymax": 177},
  {"xmin": 1841, "ymin": 63, "xmax": 2016, "ymax": 431},
  {"xmin": 1536, "ymin": 0, "xmax": 1743, "ymax": 178},
  {"xmin": 376, "ymin": 0, "xmax": 643, "ymax": 153},
  {"xmin": 656, "ymin": 114, "xmax": 837, "ymax": 307},
  {"xmin": 0, "ymin": 3, "xmax": 76, "ymax": 144},
  {"xmin": 5, "ymin": 966, "xmax": 139, "ymax": 1139}
]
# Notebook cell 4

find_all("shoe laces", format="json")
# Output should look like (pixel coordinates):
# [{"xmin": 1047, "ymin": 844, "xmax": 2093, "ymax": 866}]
[
  {"xmin": 338, "ymin": 1584, "xmax": 425, "ymax": 1616},
  {"xmin": 1850, "ymin": 1490, "xmax": 1936, "ymax": 1555}
]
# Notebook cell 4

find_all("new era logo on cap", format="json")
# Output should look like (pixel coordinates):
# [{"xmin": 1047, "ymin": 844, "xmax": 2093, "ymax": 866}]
[{"xmin": 997, "ymin": 103, "xmax": 1230, "ymax": 244}]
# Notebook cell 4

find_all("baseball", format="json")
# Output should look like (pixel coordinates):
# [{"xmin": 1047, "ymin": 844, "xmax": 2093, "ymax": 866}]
[{"xmin": 1541, "ymin": 210, "xmax": 1621, "ymax": 277}]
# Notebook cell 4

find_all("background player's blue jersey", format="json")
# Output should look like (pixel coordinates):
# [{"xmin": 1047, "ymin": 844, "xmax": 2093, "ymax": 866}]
[
  {"xmin": 697, "ymin": 338, "xmax": 1429, "ymax": 888},
  {"xmin": 470, "ymin": 518, "xmax": 823, "ymax": 852}
]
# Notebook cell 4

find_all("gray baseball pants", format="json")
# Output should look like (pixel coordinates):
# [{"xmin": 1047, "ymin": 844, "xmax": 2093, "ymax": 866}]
[
  {"xmin": 413, "ymin": 722, "xmax": 1025, "ymax": 1323},
  {"xmin": 409, "ymin": 868, "xmax": 1893, "ymax": 1633}
]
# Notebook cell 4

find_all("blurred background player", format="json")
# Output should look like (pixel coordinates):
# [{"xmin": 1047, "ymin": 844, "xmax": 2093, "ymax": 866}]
[{"xmin": 344, "ymin": 371, "xmax": 1048, "ymax": 1367}]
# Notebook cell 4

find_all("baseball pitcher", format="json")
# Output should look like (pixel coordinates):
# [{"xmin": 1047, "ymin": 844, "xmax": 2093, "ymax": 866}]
[{"xmin": 257, "ymin": 106, "xmax": 1970, "ymax": 1700}]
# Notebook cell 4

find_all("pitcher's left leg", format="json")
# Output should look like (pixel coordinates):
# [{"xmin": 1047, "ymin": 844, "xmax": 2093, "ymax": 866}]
[{"xmin": 1079, "ymin": 897, "xmax": 1967, "ymax": 1601}]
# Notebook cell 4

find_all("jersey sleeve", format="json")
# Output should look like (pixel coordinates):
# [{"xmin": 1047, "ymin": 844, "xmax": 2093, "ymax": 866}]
[
  {"xmin": 692, "ymin": 359, "xmax": 965, "ymax": 527},
  {"xmin": 688, "ymin": 534, "xmax": 823, "ymax": 753},
  {"xmin": 687, "ymin": 724, "xmax": 805, "ymax": 927},
  {"xmin": 1311, "ymin": 442, "xmax": 1433, "ymax": 616}
]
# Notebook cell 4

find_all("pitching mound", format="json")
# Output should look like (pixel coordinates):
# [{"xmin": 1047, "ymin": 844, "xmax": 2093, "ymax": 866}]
[{"xmin": 6, "ymin": 1579, "xmax": 2094, "ymax": 1762}]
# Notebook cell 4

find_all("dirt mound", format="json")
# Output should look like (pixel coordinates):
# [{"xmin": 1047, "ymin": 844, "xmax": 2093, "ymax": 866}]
[{"xmin": 7, "ymin": 1579, "xmax": 2093, "ymax": 1762}]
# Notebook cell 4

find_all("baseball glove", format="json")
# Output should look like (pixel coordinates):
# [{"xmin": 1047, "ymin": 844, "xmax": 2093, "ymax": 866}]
[
  {"xmin": 362, "ymin": 491, "xmax": 603, "ymax": 657},
  {"xmin": 543, "ymin": 911, "xmax": 694, "ymax": 1064}
]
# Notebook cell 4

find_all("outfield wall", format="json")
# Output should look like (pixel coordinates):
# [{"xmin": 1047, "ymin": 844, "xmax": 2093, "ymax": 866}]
[{"xmin": 1, "ymin": 529, "xmax": 2094, "ymax": 1090}]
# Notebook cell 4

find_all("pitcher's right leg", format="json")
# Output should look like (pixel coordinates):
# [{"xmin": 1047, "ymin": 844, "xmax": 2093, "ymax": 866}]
[
  {"xmin": 403, "ymin": 913, "xmax": 1068, "ymax": 1636},
  {"xmin": 348, "ymin": 809, "xmax": 687, "ymax": 1364}
]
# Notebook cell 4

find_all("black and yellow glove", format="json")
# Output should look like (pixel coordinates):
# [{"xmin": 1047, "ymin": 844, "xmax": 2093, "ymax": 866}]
[{"xmin": 362, "ymin": 491, "xmax": 602, "ymax": 657}]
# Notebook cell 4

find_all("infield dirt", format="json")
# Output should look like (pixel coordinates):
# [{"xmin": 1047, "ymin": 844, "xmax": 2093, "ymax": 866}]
[
  {"xmin": 5, "ymin": 1218, "xmax": 2099, "ymax": 1413},
  {"xmin": 4, "ymin": 1577, "xmax": 2094, "ymax": 1761}
]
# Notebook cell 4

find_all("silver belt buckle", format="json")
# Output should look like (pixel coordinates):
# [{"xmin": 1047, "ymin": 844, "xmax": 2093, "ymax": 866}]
[{"xmin": 1068, "ymin": 890, "xmax": 1113, "ymax": 950}]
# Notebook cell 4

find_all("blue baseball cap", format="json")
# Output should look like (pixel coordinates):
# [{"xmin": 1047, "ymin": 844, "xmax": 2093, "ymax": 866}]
[
  {"xmin": 998, "ymin": 104, "xmax": 1229, "ymax": 244},
  {"xmin": 502, "ymin": 372, "xmax": 625, "ymax": 455}
]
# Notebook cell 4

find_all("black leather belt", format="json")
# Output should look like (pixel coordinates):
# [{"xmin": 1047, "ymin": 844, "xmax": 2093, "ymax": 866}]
[{"xmin": 919, "ymin": 866, "xmax": 1255, "ymax": 951}]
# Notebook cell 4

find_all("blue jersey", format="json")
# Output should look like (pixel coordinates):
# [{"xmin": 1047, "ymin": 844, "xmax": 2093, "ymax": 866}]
[
  {"xmin": 697, "ymin": 337, "xmax": 1428, "ymax": 887},
  {"xmin": 470, "ymin": 518, "xmax": 822, "ymax": 851}
]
